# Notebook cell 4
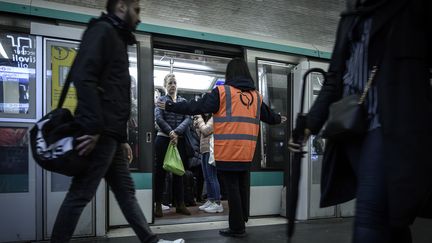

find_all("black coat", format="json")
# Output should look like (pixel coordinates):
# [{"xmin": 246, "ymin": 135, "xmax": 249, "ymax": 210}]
[
  {"xmin": 307, "ymin": 0, "xmax": 432, "ymax": 226},
  {"xmin": 73, "ymin": 14, "xmax": 135, "ymax": 143}
]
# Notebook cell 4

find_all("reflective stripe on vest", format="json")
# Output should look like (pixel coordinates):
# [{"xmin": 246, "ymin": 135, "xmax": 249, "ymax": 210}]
[{"xmin": 213, "ymin": 85, "xmax": 262, "ymax": 162}]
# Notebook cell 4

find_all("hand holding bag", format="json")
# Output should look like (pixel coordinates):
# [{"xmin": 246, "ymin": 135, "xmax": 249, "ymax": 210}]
[
  {"xmin": 163, "ymin": 144, "xmax": 185, "ymax": 176},
  {"xmin": 321, "ymin": 66, "xmax": 378, "ymax": 141}
]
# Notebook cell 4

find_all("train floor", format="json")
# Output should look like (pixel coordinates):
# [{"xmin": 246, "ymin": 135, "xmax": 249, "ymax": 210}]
[{"xmin": 36, "ymin": 217, "xmax": 432, "ymax": 243}]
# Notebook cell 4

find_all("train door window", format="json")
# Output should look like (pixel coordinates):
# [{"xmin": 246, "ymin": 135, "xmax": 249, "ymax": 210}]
[
  {"xmin": 258, "ymin": 60, "xmax": 294, "ymax": 169},
  {"xmin": 0, "ymin": 126, "xmax": 29, "ymax": 193},
  {"xmin": 0, "ymin": 32, "xmax": 37, "ymax": 119},
  {"xmin": 127, "ymin": 45, "xmax": 139, "ymax": 169}
]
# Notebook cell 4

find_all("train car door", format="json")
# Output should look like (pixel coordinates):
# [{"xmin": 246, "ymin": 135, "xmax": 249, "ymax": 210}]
[
  {"xmin": 246, "ymin": 49, "xmax": 303, "ymax": 216},
  {"xmin": 31, "ymin": 23, "xmax": 106, "ymax": 239},
  {"xmin": 108, "ymin": 33, "xmax": 154, "ymax": 227},
  {"xmin": 293, "ymin": 60, "xmax": 337, "ymax": 219}
]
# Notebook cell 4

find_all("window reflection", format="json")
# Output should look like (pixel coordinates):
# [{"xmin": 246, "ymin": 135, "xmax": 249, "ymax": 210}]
[
  {"xmin": 0, "ymin": 127, "xmax": 29, "ymax": 193},
  {"xmin": 0, "ymin": 32, "xmax": 36, "ymax": 115}
]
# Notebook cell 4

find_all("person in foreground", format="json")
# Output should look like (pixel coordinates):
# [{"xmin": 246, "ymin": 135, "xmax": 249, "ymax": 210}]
[
  {"xmin": 50, "ymin": 0, "xmax": 184, "ymax": 242},
  {"xmin": 157, "ymin": 58, "xmax": 286, "ymax": 238},
  {"xmin": 289, "ymin": 0, "xmax": 431, "ymax": 242}
]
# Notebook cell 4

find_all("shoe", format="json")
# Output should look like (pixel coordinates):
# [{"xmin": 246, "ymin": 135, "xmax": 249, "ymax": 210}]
[
  {"xmin": 204, "ymin": 202, "xmax": 223, "ymax": 213},
  {"xmin": 157, "ymin": 239, "xmax": 185, "ymax": 243},
  {"xmin": 154, "ymin": 202, "xmax": 163, "ymax": 217},
  {"xmin": 219, "ymin": 228, "xmax": 246, "ymax": 238},
  {"xmin": 162, "ymin": 204, "xmax": 170, "ymax": 211},
  {"xmin": 198, "ymin": 200, "xmax": 212, "ymax": 211},
  {"xmin": 176, "ymin": 203, "xmax": 191, "ymax": 215}
]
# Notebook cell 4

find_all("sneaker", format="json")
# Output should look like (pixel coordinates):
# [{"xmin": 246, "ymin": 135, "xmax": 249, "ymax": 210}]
[
  {"xmin": 162, "ymin": 204, "xmax": 170, "ymax": 211},
  {"xmin": 158, "ymin": 239, "xmax": 185, "ymax": 243},
  {"xmin": 198, "ymin": 200, "xmax": 212, "ymax": 211},
  {"xmin": 204, "ymin": 202, "xmax": 223, "ymax": 213}
]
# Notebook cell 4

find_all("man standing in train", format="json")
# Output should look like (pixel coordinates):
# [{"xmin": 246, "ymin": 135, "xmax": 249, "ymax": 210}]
[{"xmin": 50, "ymin": 1, "xmax": 184, "ymax": 242}]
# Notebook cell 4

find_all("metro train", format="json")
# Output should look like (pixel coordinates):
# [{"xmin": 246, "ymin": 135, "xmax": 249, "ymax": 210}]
[{"xmin": 0, "ymin": 1, "xmax": 354, "ymax": 242}]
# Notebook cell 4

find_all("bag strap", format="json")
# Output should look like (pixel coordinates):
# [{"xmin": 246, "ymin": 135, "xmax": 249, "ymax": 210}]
[
  {"xmin": 57, "ymin": 66, "xmax": 73, "ymax": 109},
  {"xmin": 57, "ymin": 22, "xmax": 117, "ymax": 109}
]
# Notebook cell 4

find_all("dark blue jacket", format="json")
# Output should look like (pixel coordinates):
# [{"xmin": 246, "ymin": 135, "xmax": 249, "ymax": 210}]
[{"xmin": 155, "ymin": 95, "xmax": 191, "ymax": 136}]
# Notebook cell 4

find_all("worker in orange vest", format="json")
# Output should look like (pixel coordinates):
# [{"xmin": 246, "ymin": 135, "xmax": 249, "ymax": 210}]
[{"xmin": 157, "ymin": 58, "xmax": 286, "ymax": 238}]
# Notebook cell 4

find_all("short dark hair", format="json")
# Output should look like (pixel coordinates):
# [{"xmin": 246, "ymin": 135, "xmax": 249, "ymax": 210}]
[
  {"xmin": 106, "ymin": 0, "xmax": 138, "ymax": 14},
  {"xmin": 225, "ymin": 58, "xmax": 253, "ymax": 82}
]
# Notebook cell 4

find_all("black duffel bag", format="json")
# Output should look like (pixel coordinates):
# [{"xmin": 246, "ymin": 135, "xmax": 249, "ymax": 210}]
[{"xmin": 29, "ymin": 69, "xmax": 84, "ymax": 176}]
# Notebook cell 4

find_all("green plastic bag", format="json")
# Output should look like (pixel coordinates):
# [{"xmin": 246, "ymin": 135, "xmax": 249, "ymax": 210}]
[{"xmin": 163, "ymin": 144, "xmax": 185, "ymax": 176}]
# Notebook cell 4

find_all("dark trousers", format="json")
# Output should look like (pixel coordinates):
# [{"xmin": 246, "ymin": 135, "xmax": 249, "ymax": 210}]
[
  {"xmin": 154, "ymin": 135, "xmax": 186, "ymax": 205},
  {"xmin": 51, "ymin": 136, "xmax": 157, "ymax": 243},
  {"xmin": 345, "ymin": 128, "xmax": 412, "ymax": 243},
  {"xmin": 221, "ymin": 170, "xmax": 249, "ymax": 232}
]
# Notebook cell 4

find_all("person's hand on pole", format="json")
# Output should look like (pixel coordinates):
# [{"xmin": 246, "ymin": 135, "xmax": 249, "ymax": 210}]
[{"xmin": 288, "ymin": 128, "xmax": 311, "ymax": 153}]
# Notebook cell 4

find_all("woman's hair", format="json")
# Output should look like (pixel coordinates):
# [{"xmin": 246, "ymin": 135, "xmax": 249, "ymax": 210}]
[
  {"xmin": 163, "ymin": 74, "xmax": 176, "ymax": 87},
  {"xmin": 225, "ymin": 58, "xmax": 253, "ymax": 82},
  {"xmin": 106, "ymin": 0, "xmax": 139, "ymax": 14}
]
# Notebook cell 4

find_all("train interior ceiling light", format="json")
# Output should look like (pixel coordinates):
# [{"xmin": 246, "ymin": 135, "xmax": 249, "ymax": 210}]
[{"xmin": 153, "ymin": 49, "xmax": 229, "ymax": 92}]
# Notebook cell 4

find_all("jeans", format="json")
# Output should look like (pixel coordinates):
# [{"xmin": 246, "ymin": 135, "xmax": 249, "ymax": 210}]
[
  {"xmin": 345, "ymin": 128, "xmax": 412, "ymax": 243},
  {"xmin": 220, "ymin": 170, "xmax": 249, "ymax": 232},
  {"xmin": 154, "ymin": 135, "xmax": 186, "ymax": 205},
  {"xmin": 201, "ymin": 152, "xmax": 221, "ymax": 201},
  {"xmin": 51, "ymin": 135, "xmax": 158, "ymax": 243}
]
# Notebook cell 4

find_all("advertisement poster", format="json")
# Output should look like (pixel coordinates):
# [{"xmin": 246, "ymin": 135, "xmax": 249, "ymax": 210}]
[
  {"xmin": 0, "ymin": 32, "xmax": 35, "ymax": 114},
  {"xmin": 0, "ymin": 127, "xmax": 29, "ymax": 193},
  {"xmin": 50, "ymin": 46, "xmax": 77, "ymax": 112}
]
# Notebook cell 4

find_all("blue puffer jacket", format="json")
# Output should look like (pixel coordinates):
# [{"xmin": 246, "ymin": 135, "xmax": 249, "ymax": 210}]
[{"xmin": 155, "ymin": 95, "xmax": 191, "ymax": 136}]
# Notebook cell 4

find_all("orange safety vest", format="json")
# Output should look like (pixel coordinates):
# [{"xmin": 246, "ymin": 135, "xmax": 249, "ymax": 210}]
[{"xmin": 213, "ymin": 85, "xmax": 262, "ymax": 162}]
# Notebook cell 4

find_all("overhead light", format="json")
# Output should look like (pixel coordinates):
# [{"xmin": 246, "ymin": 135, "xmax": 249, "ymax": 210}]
[
  {"xmin": 154, "ymin": 69, "xmax": 215, "ymax": 91},
  {"xmin": 154, "ymin": 59, "xmax": 213, "ymax": 71}
]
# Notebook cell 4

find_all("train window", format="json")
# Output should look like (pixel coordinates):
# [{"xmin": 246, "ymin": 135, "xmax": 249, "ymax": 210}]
[
  {"xmin": 258, "ymin": 60, "xmax": 294, "ymax": 169},
  {"xmin": 0, "ymin": 32, "xmax": 36, "ymax": 119},
  {"xmin": 0, "ymin": 127, "xmax": 29, "ymax": 193}
]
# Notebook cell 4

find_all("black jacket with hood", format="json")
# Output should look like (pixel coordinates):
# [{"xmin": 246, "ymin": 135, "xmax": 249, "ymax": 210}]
[
  {"xmin": 165, "ymin": 77, "xmax": 281, "ymax": 171},
  {"xmin": 72, "ymin": 13, "xmax": 135, "ymax": 143}
]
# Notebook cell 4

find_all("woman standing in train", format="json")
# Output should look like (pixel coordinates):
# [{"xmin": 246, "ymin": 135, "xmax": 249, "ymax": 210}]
[
  {"xmin": 289, "ymin": 0, "xmax": 432, "ymax": 242},
  {"xmin": 193, "ymin": 113, "xmax": 224, "ymax": 214},
  {"xmin": 157, "ymin": 58, "xmax": 286, "ymax": 237},
  {"xmin": 154, "ymin": 74, "xmax": 191, "ymax": 217}
]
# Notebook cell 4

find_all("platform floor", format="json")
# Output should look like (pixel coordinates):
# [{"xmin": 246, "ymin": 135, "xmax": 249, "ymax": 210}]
[{"xmin": 36, "ymin": 217, "xmax": 432, "ymax": 243}]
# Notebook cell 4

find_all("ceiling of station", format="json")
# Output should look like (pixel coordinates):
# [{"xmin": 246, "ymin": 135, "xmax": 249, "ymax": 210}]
[{"xmin": 45, "ymin": 0, "xmax": 347, "ymax": 51}]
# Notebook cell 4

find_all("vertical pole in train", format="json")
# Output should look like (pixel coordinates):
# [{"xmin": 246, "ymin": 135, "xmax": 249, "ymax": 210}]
[{"xmin": 287, "ymin": 68, "xmax": 326, "ymax": 242}]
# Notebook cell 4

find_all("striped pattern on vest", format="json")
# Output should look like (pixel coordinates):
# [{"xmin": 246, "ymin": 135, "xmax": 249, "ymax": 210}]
[{"xmin": 213, "ymin": 85, "xmax": 262, "ymax": 162}]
